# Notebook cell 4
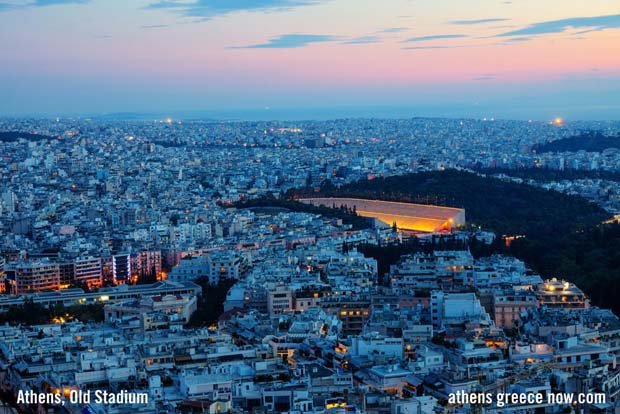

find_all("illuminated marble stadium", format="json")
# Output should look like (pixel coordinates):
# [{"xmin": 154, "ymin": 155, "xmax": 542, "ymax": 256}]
[{"xmin": 299, "ymin": 198, "xmax": 465, "ymax": 232}]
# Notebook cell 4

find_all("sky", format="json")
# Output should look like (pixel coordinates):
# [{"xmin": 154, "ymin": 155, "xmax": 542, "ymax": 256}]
[{"xmin": 0, "ymin": 0, "xmax": 619, "ymax": 120}]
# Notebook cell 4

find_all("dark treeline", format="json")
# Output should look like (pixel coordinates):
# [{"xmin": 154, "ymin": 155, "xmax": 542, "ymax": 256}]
[
  {"xmin": 510, "ymin": 222, "xmax": 620, "ymax": 314},
  {"xmin": 0, "ymin": 131, "xmax": 57, "ymax": 142},
  {"xmin": 477, "ymin": 167, "xmax": 620, "ymax": 183},
  {"xmin": 533, "ymin": 131, "xmax": 620, "ymax": 153},
  {"xmin": 0, "ymin": 300, "xmax": 104, "ymax": 325},
  {"xmin": 289, "ymin": 169, "xmax": 619, "ymax": 314},
  {"xmin": 188, "ymin": 278, "xmax": 237, "ymax": 327},
  {"xmin": 229, "ymin": 197, "xmax": 373, "ymax": 230},
  {"xmin": 290, "ymin": 170, "xmax": 609, "ymax": 239}
]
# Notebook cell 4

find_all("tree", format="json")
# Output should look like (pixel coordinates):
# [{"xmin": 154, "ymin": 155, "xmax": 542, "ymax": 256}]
[{"xmin": 187, "ymin": 278, "xmax": 237, "ymax": 327}]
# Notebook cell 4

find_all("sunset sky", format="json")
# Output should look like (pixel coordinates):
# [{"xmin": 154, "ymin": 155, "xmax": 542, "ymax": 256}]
[{"xmin": 1, "ymin": 0, "xmax": 619, "ymax": 119}]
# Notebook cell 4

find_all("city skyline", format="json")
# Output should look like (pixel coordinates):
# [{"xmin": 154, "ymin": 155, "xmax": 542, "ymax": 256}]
[
  {"xmin": 3, "ymin": 2, "xmax": 620, "ymax": 412},
  {"xmin": 0, "ymin": 0, "xmax": 619, "ymax": 119}
]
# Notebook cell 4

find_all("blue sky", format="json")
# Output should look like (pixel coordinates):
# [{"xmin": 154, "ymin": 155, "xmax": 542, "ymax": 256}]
[{"xmin": 0, "ymin": 0, "xmax": 618, "ymax": 120}]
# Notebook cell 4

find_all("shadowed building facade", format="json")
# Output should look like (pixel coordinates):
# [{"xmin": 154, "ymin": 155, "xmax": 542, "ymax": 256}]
[{"xmin": 299, "ymin": 198, "xmax": 465, "ymax": 232}]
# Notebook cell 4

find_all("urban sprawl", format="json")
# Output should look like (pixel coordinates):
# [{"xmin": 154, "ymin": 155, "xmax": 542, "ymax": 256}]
[{"xmin": 1, "ymin": 117, "xmax": 620, "ymax": 414}]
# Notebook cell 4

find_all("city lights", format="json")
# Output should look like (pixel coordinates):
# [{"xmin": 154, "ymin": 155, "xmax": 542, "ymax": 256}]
[{"xmin": 0, "ymin": 0, "xmax": 618, "ymax": 410}]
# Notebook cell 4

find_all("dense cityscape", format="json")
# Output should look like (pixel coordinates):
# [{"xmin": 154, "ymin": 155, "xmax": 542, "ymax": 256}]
[
  {"xmin": 1, "ymin": 117, "xmax": 620, "ymax": 413},
  {"xmin": 2, "ymin": 0, "xmax": 620, "ymax": 412}
]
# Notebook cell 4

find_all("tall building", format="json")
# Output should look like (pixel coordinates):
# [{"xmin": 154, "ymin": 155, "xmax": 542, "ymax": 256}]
[
  {"xmin": 101, "ymin": 256, "xmax": 114, "ymax": 284},
  {"xmin": 59, "ymin": 262, "xmax": 75, "ymax": 287},
  {"xmin": 168, "ymin": 252, "xmax": 248, "ymax": 285},
  {"xmin": 168, "ymin": 256, "xmax": 210, "ymax": 283},
  {"xmin": 112, "ymin": 253, "xmax": 131, "ymax": 283},
  {"xmin": 267, "ymin": 285, "xmax": 293, "ymax": 315},
  {"xmin": 74, "ymin": 256, "xmax": 103, "ymax": 289},
  {"xmin": 5, "ymin": 260, "xmax": 61, "ymax": 294},
  {"xmin": 430, "ymin": 291, "xmax": 491, "ymax": 329},
  {"xmin": 322, "ymin": 295, "xmax": 372, "ymax": 336},
  {"xmin": 491, "ymin": 290, "xmax": 538, "ymax": 329},
  {"xmin": 536, "ymin": 278, "xmax": 590, "ymax": 309},
  {"xmin": 132, "ymin": 251, "xmax": 162, "ymax": 283}
]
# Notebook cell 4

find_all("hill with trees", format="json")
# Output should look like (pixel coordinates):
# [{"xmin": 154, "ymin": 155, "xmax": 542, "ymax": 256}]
[
  {"xmin": 229, "ymin": 197, "xmax": 373, "ymax": 230},
  {"xmin": 510, "ymin": 222, "xmax": 620, "ymax": 314},
  {"xmin": 0, "ymin": 131, "xmax": 57, "ymax": 142},
  {"xmin": 533, "ymin": 131, "xmax": 620, "ymax": 153},
  {"xmin": 290, "ymin": 169, "xmax": 609, "ymax": 238},
  {"xmin": 289, "ymin": 169, "xmax": 620, "ymax": 313},
  {"xmin": 476, "ymin": 167, "xmax": 620, "ymax": 182}
]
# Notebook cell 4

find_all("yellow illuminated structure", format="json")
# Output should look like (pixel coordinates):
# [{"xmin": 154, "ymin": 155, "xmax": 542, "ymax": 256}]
[
  {"xmin": 537, "ymin": 278, "xmax": 590, "ymax": 309},
  {"xmin": 299, "ymin": 198, "xmax": 465, "ymax": 232}
]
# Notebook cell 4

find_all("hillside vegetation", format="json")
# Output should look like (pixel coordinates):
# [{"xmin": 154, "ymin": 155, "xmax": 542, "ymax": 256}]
[
  {"xmin": 533, "ymin": 131, "xmax": 620, "ymax": 153},
  {"xmin": 290, "ymin": 169, "xmax": 609, "ymax": 238},
  {"xmin": 291, "ymin": 170, "xmax": 619, "ymax": 313}
]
